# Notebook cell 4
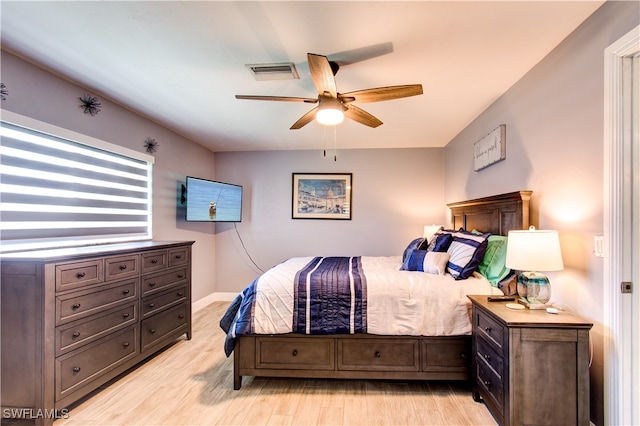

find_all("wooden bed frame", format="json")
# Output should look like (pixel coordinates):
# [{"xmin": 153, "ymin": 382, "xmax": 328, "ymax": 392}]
[{"xmin": 232, "ymin": 191, "xmax": 532, "ymax": 390}]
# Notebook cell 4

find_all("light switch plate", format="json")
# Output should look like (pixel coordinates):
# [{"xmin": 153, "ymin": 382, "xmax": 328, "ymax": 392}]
[{"xmin": 594, "ymin": 236, "xmax": 604, "ymax": 257}]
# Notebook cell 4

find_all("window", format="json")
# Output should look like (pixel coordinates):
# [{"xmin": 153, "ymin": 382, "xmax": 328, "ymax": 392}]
[{"xmin": 0, "ymin": 113, "xmax": 154, "ymax": 252}]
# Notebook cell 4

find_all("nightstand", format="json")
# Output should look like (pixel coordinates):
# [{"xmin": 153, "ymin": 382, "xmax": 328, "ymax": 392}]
[{"xmin": 468, "ymin": 295, "xmax": 593, "ymax": 426}]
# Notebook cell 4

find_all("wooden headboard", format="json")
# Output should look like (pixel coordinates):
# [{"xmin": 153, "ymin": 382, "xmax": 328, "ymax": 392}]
[{"xmin": 447, "ymin": 191, "xmax": 532, "ymax": 236}]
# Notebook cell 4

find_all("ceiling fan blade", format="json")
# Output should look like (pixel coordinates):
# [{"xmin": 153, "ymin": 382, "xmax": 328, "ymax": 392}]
[
  {"xmin": 307, "ymin": 53, "xmax": 338, "ymax": 98},
  {"xmin": 236, "ymin": 95, "xmax": 318, "ymax": 103},
  {"xmin": 341, "ymin": 84, "xmax": 423, "ymax": 103},
  {"xmin": 290, "ymin": 107, "xmax": 318, "ymax": 130},
  {"xmin": 344, "ymin": 104, "xmax": 383, "ymax": 128}
]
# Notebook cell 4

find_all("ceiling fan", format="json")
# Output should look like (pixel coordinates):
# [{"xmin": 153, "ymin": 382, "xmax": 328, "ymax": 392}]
[{"xmin": 235, "ymin": 53, "xmax": 423, "ymax": 129}]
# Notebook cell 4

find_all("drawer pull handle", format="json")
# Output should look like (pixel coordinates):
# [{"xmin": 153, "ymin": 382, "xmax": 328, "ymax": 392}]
[
  {"xmin": 76, "ymin": 272, "xmax": 86, "ymax": 279},
  {"xmin": 483, "ymin": 380, "xmax": 491, "ymax": 387},
  {"xmin": 483, "ymin": 353, "xmax": 491, "ymax": 361},
  {"xmin": 151, "ymin": 259, "xmax": 158, "ymax": 264},
  {"xmin": 178, "ymin": 314, "xmax": 185, "ymax": 319},
  {"xmin": 484, "ymin": 327, "xmax": 492, "ymax": 333},
  {"xmin": 375, "ymin": 351, "xmax": 381, "ymax": 358},
  {"xmin": 73, "ymin": 367, "xmax": 81, "ymax": 373},
  {"xmin": 177, "ymin": 274, "xmax": 185, "ymax": 279},
  {"xmin": 460, "ymin": 353, "xmax": 466, "ymax": 359},
  {"xmin": 149, "ymin": 303, "xmax": 156, "ymax": 308},
  {"xmin": 149, "ymin": 282, "xmax": 156, "ymax": 287},
  {"xmin": 123, "ymin": 313, "xmax": 130, "ymax": 319},
  {"xmin": 149, "ymin": 329, "xmax": 156, "ymax": 334},
  {"xmin": 72, "ymin": 303, "xmax": 81, "ymax": 310},
  {"xmin": 72, "ymin": 332, "xmax": 81, "ymax": 338},
  {"xmin": 292, "ymin": 350, "xmax": 298, "ymax": 356},
  {"xmin": 177, "ymin": 292, "xmax": 184, "ymax": 297},
  {"xmin": 175, "ymin": 255, "xmax": 182, "ymax": 259},
  {"xmin": 123, "ymin": 342, "xmax": 130, "ymax": 348},
  {"xmin": 120, "ymin": 264, "xmax": 127, "ymax": 270},
  {"xmin": 123, "ymin": 289, "xmax": 130, "ymax": 295}
]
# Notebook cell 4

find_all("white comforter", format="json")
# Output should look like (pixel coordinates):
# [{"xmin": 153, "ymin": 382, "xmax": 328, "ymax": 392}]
[{"xmin": 251, "ymin": 255, "xmax": 502, "ymax": 337}]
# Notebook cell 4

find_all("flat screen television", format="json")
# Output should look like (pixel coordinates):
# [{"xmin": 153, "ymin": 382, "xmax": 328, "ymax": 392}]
[{"xmin": 185, "ymin": 176, "xmax": 243, "ymax": 222}]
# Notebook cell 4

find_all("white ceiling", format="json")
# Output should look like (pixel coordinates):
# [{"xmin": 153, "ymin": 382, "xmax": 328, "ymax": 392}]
[{"xmin": 1, "ymin": 1, "xmax": 604, "ymax": 152}]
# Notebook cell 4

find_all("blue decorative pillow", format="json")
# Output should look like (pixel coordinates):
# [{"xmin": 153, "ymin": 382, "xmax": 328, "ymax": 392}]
[
  {"xmin": 406, "ymin": 250, "xmax": 450, "ymax": 275},
  {"xmin": 422, "ymin": 229, "xmax": 456, "ymax": 251},
  {"xmin": 447, "ymin": 229, "xmax": 490, "ymax": 280},
  {"xmin": 400, "ymin": 237, "xmax": 425, "ymax": 270}
]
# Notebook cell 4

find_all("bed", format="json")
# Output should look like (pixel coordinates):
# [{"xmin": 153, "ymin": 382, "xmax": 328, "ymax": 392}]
[{"xmin": 221, "ymin": 191, "xmax": 532, "ymax": 390}]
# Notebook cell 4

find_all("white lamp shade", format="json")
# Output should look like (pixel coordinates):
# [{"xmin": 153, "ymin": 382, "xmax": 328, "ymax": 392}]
[
  {"xmin": 505, "ymin": 227, "xmax": 564, "ymax": 272},
  {"xmin": 423, "ymin": 225, "xmax": 442, "ymax": 241}
]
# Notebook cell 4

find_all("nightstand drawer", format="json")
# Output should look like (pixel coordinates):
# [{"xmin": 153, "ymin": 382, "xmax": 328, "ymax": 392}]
[
  {"xmin": 475, "ymin": 311, "xmax": 504, "ymax": 351},
  {"xmin": 476, "ymin": 336, "xmax": 504, "ymax": 379},
  {"xmin": 476, "ymin": 360, "xmax": 504, "ymax": 415}
]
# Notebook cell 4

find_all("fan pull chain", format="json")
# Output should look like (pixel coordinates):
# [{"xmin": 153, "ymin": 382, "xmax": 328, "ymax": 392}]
[
  {"xmin": 323, "ymin": 126, "xmax": 327, "ymax": 157},
  {"xmin": 333, "ymin": 126, "xmax": 337, "ymax": 161}
]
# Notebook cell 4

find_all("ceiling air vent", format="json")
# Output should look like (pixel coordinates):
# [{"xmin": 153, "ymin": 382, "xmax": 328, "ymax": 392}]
[{"xmin": 246, "ymin": 62, "xmax": 299, "ymax": 81}]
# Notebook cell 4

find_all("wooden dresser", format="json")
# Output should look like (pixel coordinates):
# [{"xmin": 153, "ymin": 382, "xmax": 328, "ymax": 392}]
[
  {"xmin": 468, "ymin": 295, "xmax": 593, "ymax": 426},
  {"xmin": 1, "ymin": 241, "xmax": 194, "ymax": 425}
]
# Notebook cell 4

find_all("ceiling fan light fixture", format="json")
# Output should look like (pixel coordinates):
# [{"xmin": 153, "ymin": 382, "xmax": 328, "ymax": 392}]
[{"xmin": 316, "ymin": 107, "xmax": 344, "ymax": 126}]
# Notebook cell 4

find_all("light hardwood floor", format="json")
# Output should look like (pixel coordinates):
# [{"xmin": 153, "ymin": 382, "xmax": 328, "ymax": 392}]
[{"xmin": 53, "ymin": 302, "xmax": 497, "ymax": 426}]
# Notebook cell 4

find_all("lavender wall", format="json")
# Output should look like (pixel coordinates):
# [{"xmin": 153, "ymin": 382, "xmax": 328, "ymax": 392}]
[
  {"xmin": 213, "ymin": 148, "xmax": 445, "ymax": 293},
  {"xmin": 443, "ymin": 2, "xmax": 639, "ymax": 423},
  {"xmin": 1, "ymin": 51, "xmax": 218, "ymax": 304}
]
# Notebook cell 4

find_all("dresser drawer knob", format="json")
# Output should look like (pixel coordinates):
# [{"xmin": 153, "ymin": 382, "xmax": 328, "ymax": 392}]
[
  {"xmin": 119, "ymin": 264, "xmax": 127, "ymax": 270},
  {"xmin": 460, "ymin": 352, "xmax": 466, "ymax": 359},
  {"xmin": 149, "ymin": 329, "xmax": 156, "ymax": 334},
  {"xmin": 72, "ymin": 367, "xmax": 81, "ymax": 373},
  {"xmin": 151, "ymin": 259, "xmax": 158, "ymax": 264},
  {"xmin": 178, "ymin": 314, "xmax": 185, "ymax": 319},
  {"xmin": 72, "ymin": 303, "xmax": 81, "ymax": 310},
  {"xmin": 123, "ymin": 342, "xmax": 130, "ymax": 348},
  {"xmin": 149, "ymin": 303, "xmax": 156, "ymax": 308},
  {"xmin": 123, "ymin": 313, "xmax": 130, "ymax": 319},
  {"xmin": 175, "ymin": 255, "xmax": 182, "ymax": 259},
  {"xmin": 483, "ymin": 380, "xmax": 491, "ymax": 387},
  {"xmin": 72, "ymin": 332, "xmax": 81, "ymax": 338},
  {"xmin": 483, "ymin": 353, "xmax": 491, "ymax": 361},
  {"xmin": 76, "ymin": 272, "xmax": 86, "ymax": 279},
  {"xmin": 484, "ymin": 327, "xmax": 492, "ymax": 333},
  {"xmin": 292, "ymin": 350, "xmax": 298, "ymax": 356},
  {"xmin": 177, "ymin": 274, "xmax": 185, "ymax": 279},
  {"xmin": 375, "ymin": 351, "xmax": 381, "ymax": 358},
  {"xmin": 177, "ymin": 292, "xmax": 184, "ymax": 297},
  {"xmin": 122, "ymin": 289, "xmax": 130, "ymax": 295},
  {"xmin": 148, "ymin": 282, "xmax": 156, "ymax": 287}
]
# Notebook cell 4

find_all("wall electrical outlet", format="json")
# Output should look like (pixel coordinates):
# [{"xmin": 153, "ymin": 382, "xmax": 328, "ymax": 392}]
[{"xmin": 594, "ymin": 236, "xmax": 604, "ymax": 257}]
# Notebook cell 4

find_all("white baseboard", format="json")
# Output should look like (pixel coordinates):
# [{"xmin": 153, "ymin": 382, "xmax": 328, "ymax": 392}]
[{"xmin": 192, "ymin": 292, "xmax": 237, "ymax": 313}]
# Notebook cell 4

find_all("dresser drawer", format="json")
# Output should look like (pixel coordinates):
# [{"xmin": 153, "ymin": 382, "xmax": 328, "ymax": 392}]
[
  {"xmin": 476, "ymin": 359, "xmax": 504, "ymax": 415},
  {"xmin": 476, "ymin": 335, "xmax": 504, "ymax": 379},
  {"xmin": 338, "ymin": 338, "xmax": 419, "ymax": 372},
  {"xmin": 56, "ymin": 326, "xmax": 137, "ymax": 399},
  {"xmin": 56, "ymin": 279, "xmax": 137, "ymax": 325},
  {"xmin": 140, "ymin": 303, "xmax": 188, "ymax": 352},
  {"xmin": 475, "ymin": 312, "xmax": 505, "ymax": 351},
  {"xmin": 141, "ymin": 250, "xmax": 168, "ymax": 273},
  {"xmin": 141, "ymin": 285, "xmax": 188, "ymax": 317},
  {"xmin": 141, "ymin": 267, "xmax": 188, "ymax": 295},
  {"xmin": 168, "ymin": 246, "xmax": 189, "ymax": 267},
  {"xmin": 422, "ymin": 338, "xmax": 471, "ymax": 370},
  {"xmin": 56, "ymin": 303, "xmax": 137, "ymax": 356},
  {"xmin": 56, "ymin": 259, "xmax": 104, "ymax": 292},
  {"xmin": 255, "ymin": 336, "xmax": 335, "ymax": 370},
  {"xmin": 105, "ymin": 254, "xmax": 139, "ymax": 281}
]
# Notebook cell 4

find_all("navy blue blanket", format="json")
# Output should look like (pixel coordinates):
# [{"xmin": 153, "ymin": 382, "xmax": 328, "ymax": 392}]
[{"xmin": 220, "ymin": 256, "xmax": 367, "ymax": 356}]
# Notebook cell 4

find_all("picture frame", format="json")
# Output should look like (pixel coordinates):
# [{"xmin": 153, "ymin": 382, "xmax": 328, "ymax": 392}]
[
  {"xmin": 474, "ymin": 124, "xmax": 506, "ymax": 171},
  {"xmin": 292, "ymin": 173, "xmax": 352, "ymax": 220}
]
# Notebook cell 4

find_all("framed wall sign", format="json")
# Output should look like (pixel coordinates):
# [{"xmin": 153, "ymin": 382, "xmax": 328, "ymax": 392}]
[
  {"xmin": 292, "ymin": 173, "xmax": 352, "ymax": 219},
  {"xmin": 474, "ymin": 124, "xmax": 506, "ymax": 171}
]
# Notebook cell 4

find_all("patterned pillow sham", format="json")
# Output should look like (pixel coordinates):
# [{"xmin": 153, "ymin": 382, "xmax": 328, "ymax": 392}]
[
  {"xmin": 400, "ymin": 237, "xmax": 425, "ymax": 270},
  {"xmin": 447, "ymin": 229, "xmax": 490, "ymax": 280},
  {"xmin": 405, "ymin": 250, "xmax": 450, "ymax": 275}
]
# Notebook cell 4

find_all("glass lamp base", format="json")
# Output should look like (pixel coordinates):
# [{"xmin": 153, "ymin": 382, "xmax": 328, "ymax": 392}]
[{"xmin": 516, "ymin": 271, "xmax": 551, "ymax": 306}]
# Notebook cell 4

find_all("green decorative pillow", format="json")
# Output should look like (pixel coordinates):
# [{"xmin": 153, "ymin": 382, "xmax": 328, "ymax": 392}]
[{"xmin": 477, "ymin": 235, "xmax": 510, "ymax": 286}]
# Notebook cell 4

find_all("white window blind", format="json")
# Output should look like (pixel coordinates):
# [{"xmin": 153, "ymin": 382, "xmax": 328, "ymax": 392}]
[{"xmin": 0, "ymin": 117, "xmax": 153, "ymax": 252}]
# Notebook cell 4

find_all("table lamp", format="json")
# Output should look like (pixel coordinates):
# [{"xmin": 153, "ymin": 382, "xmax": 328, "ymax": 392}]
[
  {"xmin": 423, "ymin": 225, "xmax": 443, "ymax": 242},
  {"xmin": 505, "ymin": 226, "xmax": 564, "ymax": 309}
]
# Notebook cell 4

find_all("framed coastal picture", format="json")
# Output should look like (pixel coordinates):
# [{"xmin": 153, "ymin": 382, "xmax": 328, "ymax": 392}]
[{"xmin": 292, "ymin": 173, "xmax": 352, "ymax": 220}]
